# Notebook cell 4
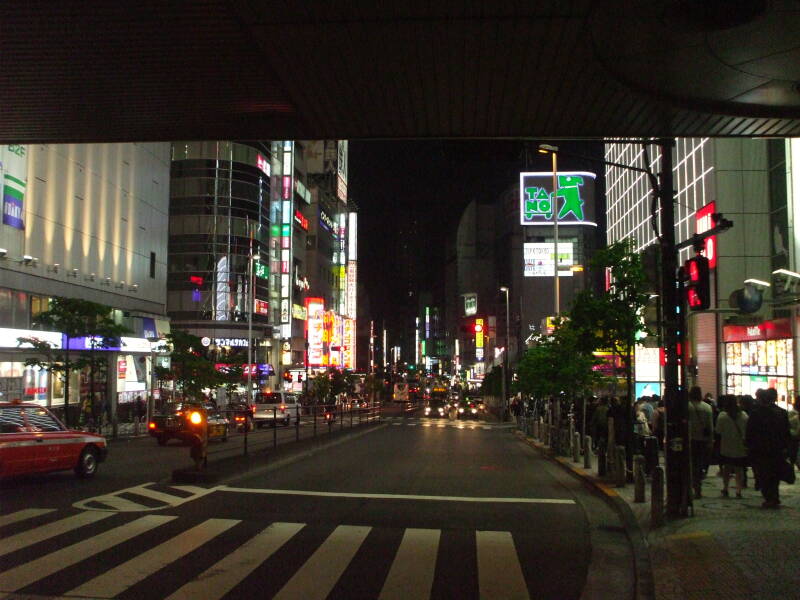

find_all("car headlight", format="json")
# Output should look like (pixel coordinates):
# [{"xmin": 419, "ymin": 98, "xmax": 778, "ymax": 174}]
[
  {"xmin": 471, "ymin": 408, "xmax": 477, "ymax": 414},
  {"xmin": 438, "ymin": 408, "xmax": 444, "ymax": 414},
  {"xmin": 458, "ymin": 408, "xmax": 465, "ymax": 413},
  {"xmin": 424, "ymin": 408, "xmax": 431, "ymax": 414}
]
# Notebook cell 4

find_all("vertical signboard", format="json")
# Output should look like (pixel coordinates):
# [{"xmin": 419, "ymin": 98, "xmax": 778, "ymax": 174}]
[
  {"xmin": 343, "ymin": 318, "xmax": 356, "ymax": 369},
  {"xmin": 695, "ymin": 201, "xmax": 717, "ymax": 269},
  {"xmin": 475, "ymin": 318, "xmax": 484, "ymax": 361},
  {"xmin": 2, "ymin": 145, "xmax": 27, "ymax": 230},
  {"xmin": 337, "ymin": 140, "xmax": 348, "ymax": 201},
  {"xmin": 346, "ymin": 261, "xmax": 357, "ymax": 319},
  {"xmin": 305, "ymin": 298, "xmax": 325, "ymax": 367}
]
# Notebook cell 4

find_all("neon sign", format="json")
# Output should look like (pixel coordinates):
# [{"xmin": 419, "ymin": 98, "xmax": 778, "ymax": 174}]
[{"xmin": 519, "ymin": 171, "xmax": 597, "ymax": 227}]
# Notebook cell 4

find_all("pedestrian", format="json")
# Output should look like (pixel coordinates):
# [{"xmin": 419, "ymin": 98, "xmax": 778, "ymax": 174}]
[
  {"xmin": 715, "ymin": 395, "xmax": 748, "ymax": 498},
  {"xmin": 746, "ymin": 388, "xmax": 792, "ymax": 508},
  {"xmin": 688, "ymin": 386, "xmax": 714, "ymax": 498},
  {"xmin": 591, "ymin": 396, "xmax": 609, "ymax": 451},
  {"xmin": 135, "ymin": 396, "xmax": 145, "ymax": 423},
  {"xmin": 788, "ymin": 395, "xmax": 800, "ymax": 468}
]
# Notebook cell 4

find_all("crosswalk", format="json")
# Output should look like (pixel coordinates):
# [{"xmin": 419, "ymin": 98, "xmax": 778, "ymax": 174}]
[
  {"xmin": 73, "ymin": 482, "xmax": 216, "ymax": 512},
  {"xmin": 0, "ymin": 507, "xmax": 534, "ymax": 599},
  {"xmin": 383, "ymin": 417, "xmax": 512, "ymax": 430}
]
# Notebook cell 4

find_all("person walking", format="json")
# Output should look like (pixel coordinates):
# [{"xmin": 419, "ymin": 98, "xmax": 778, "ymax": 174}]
[
  {"xmin": 688, "ymin": 386, "xmax": 714, "ymax": 498},
  {"xmin": 715, "ymin": 395, "xmax": 748, "ymax": 498},
  {"xmin": 746, "ymin": 388, "xmax": 791, "ymax": 508},
  {"xmin": 788, "ymin": 396, "xmax": 800, "ymax": 468}
]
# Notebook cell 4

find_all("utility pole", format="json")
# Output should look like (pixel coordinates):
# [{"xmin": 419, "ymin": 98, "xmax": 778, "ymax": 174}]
[{"xmin": 658, "ymin": 138, "xmax": 690, "ymax": 517}]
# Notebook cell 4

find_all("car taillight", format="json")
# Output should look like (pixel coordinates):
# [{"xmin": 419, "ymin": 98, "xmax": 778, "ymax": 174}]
[
  {"xmin": 148, "ymin": 422, "xmax": 156, "ymax": 429},
  {"xmin": 280, "ymin": 405, "xmax": 286, "ymax": 410},
  {"xmin": 251, "ymin": 406, "xmax": 256, "ymax": 413},
  {"xmin": 175, "ymin": 411, "xmax": 182, "ymax": 416}
]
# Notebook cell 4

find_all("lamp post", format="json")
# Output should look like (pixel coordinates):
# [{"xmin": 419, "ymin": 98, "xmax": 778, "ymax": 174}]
[
  {"xmin": 500, "ymin": 286, "xmax": 510, "ymax": 421},
  {"xmin": 539, "ymin": 144, "xmax": 560, "ymax": 315}
]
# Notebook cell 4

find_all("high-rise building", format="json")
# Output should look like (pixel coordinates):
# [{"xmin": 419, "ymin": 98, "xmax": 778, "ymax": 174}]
[
  {"xmin": 605, "ymin": 138, "xmax": 800, "ymax": 405},
  {"xmin": 0, "ymin": 143, "xmax": 171, "ymax": 421}
]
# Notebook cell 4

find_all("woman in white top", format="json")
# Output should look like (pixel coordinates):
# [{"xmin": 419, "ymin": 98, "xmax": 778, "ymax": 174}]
[{"xmin": 715, "ymin": 395, "xmax": 749, "ymax": 498}]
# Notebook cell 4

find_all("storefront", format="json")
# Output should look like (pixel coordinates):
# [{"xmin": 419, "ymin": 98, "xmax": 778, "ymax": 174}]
[
  {"xmin": 0, "ymin": 328, "xmax": 63, "ymax": 405},
  {"xmin": 723, "ymin": 318, "xmax": 795, "ymax": 409}
]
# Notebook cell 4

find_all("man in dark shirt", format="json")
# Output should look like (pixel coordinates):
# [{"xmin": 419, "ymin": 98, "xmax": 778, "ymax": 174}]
[{"xmin": 746, "ymin": 388, "xmax": 791, "ymax": 508}]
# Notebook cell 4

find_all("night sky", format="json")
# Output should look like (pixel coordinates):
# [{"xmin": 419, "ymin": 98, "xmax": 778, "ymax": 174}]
[{"xmin": 348, "ymin": 140, "xmax": 524, "ymax": 327}]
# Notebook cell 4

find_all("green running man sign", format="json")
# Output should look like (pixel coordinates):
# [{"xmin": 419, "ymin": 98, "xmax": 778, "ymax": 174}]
[{"xmin": 519, "ymin": 171, "xmax": 597, "ymax": 226}]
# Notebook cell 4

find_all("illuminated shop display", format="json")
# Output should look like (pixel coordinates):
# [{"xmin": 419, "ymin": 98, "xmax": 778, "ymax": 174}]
[
  {"xmin": 724, "ymin": 319, "xmax": 794, "ymax": 407},
  {"xmin": 305, "ymin": 298, "xmax": 325, "ymax": 367},
  {"xmin": 519, "ymin": 171, "xmax": 597, "ymax": 227}
]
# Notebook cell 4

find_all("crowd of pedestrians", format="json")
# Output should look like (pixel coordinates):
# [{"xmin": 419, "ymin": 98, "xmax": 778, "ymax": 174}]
[{"xmin": 518, "ymin": 386, "xmax": 800, "ymax": 510}]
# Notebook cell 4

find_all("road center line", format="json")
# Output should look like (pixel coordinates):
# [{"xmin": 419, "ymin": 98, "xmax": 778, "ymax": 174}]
[{"xmin": 218, "ymin": 486, "xmax": 574, "ymax": 504}]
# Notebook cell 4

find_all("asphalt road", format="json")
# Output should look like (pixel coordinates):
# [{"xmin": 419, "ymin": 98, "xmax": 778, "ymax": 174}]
[{"xmin": 0, "ymin": 406, "xmax": 633, "ymax": 599}]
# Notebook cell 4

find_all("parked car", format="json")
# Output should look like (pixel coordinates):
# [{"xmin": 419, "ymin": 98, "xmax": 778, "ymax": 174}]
[
  {"xmin": 148, "ymin": 402, "xmax": 229, "ymax": 445},
  {"xmin": 0, "ymin": 401, "xmax": 108, "ymax": 479},
  {"xmin": 252, "ymin": 392, "xmax": 300, "ymax": 427}
]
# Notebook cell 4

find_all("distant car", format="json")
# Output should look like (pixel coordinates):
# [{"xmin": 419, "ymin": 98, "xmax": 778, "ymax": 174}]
[
  {"xmin": 224, "ymin": 401, "xmax": 254, "ymax": 432},
  {"xmin": 0, "ymin": 401, "xmax": 108, "ymax": 479},
  {"xmin": 149, "ymin": 402, "xmax": 229, "ymax": 445},
  {"xmin": 423, "ymin": 399, "xmax": 448, "ymax": 418},
  {"xmin": 457, "ymin": 399, "xmax": 481, "ymax": 419},
  {"xmin": 253, "ymin": 392, "xmax": 300, "ymax": 427}
]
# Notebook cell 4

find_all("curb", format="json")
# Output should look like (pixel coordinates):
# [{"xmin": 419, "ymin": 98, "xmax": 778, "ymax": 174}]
[{"xmin": 515, "ymin": 431, "xmax": 655, "ymax": 600}]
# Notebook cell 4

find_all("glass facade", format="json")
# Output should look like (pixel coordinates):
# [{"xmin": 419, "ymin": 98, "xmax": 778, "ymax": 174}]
[{"xmin": 168, "ymin": 142, "xmax": 271, "ymax": 324}]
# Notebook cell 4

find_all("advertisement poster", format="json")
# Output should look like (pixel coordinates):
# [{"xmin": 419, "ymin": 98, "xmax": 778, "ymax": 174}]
[
  {"xmin": 523, "ymin": 242, "xmax": 574, "ymax": 277},
  {"xmin": 2, "ymin": 145, "xmax": 27, "ymax": 230}
]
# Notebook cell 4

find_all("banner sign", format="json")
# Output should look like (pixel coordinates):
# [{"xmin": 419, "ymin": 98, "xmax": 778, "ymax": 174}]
[
  {"xmin": 2, "ymin": 145, "xmax": 27, "ymax": 230},
  {"xmin": 519, "ymin": 171, "xmax": 596, "ymax": 227},
  {"xmin": 306, "ymin": 298, "xmax": 325, "ymax": 367},
  {"xmin": 523, "ymin": 242, "xmax": 574, "ymax": 277}
]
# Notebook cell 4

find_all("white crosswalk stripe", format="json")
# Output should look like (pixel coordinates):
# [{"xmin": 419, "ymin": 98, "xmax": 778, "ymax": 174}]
[
  {"xmin": 66, "ymin": 518, "xmax": 239, "ymax": 598},
  {"xmin": 165, "ymin": 522, "xmax": 305, "ymax": 600},
  {"xmin": 0, "ymin": 511, "xmax": 535, "ymax": 599},
  {"xmin": 476, "ymin": 530, "xmax": 530, "ymax": 599},
  {"xmin": 0, "ymin": 511, "xmax": 112, "ymax": 558},
  {"xmin": 0, "ymin": 514, "xmax": 175, "ymax": 592},
  {"xmin": 0, "ymin": 508, "xmax": 55, "ymax": 529},
  {"xmin": 273, "ymin": 525, "xmax": 371, "ymax": 600},
  {"xmin": 380, "ymin": 528, "xmax": 440, "ymax": 600}
]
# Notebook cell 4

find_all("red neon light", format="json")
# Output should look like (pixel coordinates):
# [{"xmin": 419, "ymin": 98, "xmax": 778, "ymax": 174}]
[
  {"xmin": 189, "ymin": 275, "xmax": 204, "ymax": 286},
  {"xmin": 294, "ymin": 210, "xmax": 309, "ymax": 231}
]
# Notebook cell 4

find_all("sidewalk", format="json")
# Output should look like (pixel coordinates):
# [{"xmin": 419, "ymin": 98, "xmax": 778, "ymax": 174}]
[{"xmin": 517, "ymin": 429, "xmax": 800, "ymax": 600}]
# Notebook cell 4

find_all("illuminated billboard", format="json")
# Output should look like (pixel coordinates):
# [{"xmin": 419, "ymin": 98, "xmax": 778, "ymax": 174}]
[
  {"xmin": 305, "ymin": 298, "xmax": 325, "ymax": 367},
  {"xmin": 523, "ymin": 242, "xmax": 574, "ymax": 277},
  {"xmin": 343, "ymin": 318, "xmax": 356, "ymax": 369},
  {"xmin": 519, "ymin": 171, "xmax": 597, "ymax": 227}
]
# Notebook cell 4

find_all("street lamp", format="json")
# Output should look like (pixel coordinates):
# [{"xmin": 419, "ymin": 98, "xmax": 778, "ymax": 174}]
[
  {"xmin": 500, "ymin": 286, "xmax": 510, "ymax": 421},
  {"xmin": 538, "ymin": 144, "xmax": 560, "ymax": 315}
]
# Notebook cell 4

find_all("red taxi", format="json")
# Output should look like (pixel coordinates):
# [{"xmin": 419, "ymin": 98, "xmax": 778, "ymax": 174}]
[{"xmin": 0, "ymin": 401, "xmax": 108, "ymax": 479}]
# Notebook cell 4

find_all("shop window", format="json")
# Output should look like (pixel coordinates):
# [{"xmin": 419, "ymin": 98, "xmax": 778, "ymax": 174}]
[{"xmin": 0, "ymin": 288, "xmax": 12, "ymax": 328}]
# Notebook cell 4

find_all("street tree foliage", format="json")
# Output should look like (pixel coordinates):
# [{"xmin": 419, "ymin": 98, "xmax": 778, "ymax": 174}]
[
  {"xmin": 362, "ymin": 373, "xmax": 384, "ymax": 403},
  {"xmin": 514, "ymin": 318, "xmax": 601, "ymax": 400},
  {"xmin": 481, "ymin": 365, "xmax": 503, "ymax": 397},
  {"xmin": 569, "ymin": 238, "xmax": 650, "ymax": 400},
  {"xmin": 19, "ymin": 297, "xmax": 130, "ymax": 426},
  {"xmin": 311, "ymin": 371, "xmax": 332, "ymax": 403},
  {"xmin": 156, "ymin": 330, "xmax": 221, "ymax": 400}
]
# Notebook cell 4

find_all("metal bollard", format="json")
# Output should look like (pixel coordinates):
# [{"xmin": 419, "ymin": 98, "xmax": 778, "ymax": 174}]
[
  {"xmin": 597, "ymin": 445, "xmax": 607, "ymax": 476},
  {"xmin": 584, "ymin": 435, "xmax": 592, "ymax": 469},
  {"xmin": 573, "ymin": 432, "xmax": 581, "ymax": 463},
  {"xmin": 615, "ymin": 445, "xmax": 626, "ymax": 488},
  {"xmin": 634, "ymin": 455, "xmax": 646, "ymax": 503},
  {"xmin": 651, "ymin": 466, "xmax": 664, "ymax": 527}
]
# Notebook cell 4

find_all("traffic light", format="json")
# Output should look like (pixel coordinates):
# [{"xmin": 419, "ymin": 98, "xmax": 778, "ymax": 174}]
[
  {"xmin": 283, "ymin": 371, "xmax": 293, "ymax": 382},
  {"xmin": 474, "ymin": 321, "xmax": 483, "ymax": 333},
  {"xmin": 684, "ymin": 255, "xmax": 710, "ymax": 310}
]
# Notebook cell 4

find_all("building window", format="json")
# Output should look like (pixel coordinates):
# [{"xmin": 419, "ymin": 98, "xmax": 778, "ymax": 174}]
[{"xmin": 150, "ymin": 252, "xmax": 156, "ymax": 279}]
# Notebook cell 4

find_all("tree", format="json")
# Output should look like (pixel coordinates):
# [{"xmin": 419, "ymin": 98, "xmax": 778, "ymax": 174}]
[
  {"xmin": 514, "ymin": 318, "xmax": 601, "ymax": 402},
  {"xmin": 19, "ymin": 297, "xmax": 130, "ymax": 426},
  {"xmin": 362, "ymin": 373, "xmax": 384, "ymax": 403},
  {"xmin": 312, "ymin": 371, "xmax": 332, "ymax": 404},
  {"xmin": 571, "ymin": 238, "xmax": 650, "ymax": 403},
  {"xmin": 481, "ymin": 366, "xmax": 503, "ymax": 397},
  {"xmin": 160, "ymin": 330, "xmax": 222, "ymax": 400}
]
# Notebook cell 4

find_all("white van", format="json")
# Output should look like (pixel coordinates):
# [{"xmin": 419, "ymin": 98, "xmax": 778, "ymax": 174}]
[{"xmin": 252, "ymin": 392, "xmax": 300, "ymax": 427}]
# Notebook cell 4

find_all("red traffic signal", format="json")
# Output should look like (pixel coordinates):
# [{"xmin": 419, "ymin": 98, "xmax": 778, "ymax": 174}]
[
  {"xmin": 684, "ymin": 255, "xmax": 710, "ymax": 311},
  {"xmin": 474, "ymin": 323, "xmax": 483, "ymax": 333},
  {"xmin": 283, "ymin": 371, "xmax": 293, "ymax": 382}
]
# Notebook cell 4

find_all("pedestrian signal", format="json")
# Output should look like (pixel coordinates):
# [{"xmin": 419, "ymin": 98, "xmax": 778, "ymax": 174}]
[{"xmin": 684, "ymin": 255, "xmax": 710, "ymax": 311}]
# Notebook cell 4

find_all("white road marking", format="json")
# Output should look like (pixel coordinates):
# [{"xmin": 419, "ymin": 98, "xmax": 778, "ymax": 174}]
[
  {"xmin": 476, "ymin": 530, "xmax": 530, "ymax": 599},
  {"xmin": 66, "ymin": 518, "xmax": 239, "ymax": 598},
  {"xmin": 0, "ymin": 508, "xmax": 55, "ymax": 529},
  {"xmin": 379, "ymin": 528, "xmax": 440, "ymax": 600},
  {"xmin": 219, "ymin": 486, "xmax": 574, "ymax": 504},
  {"xmin": 0, "ymin": 511, "xmax": 112, "ymax": 557},
  {"xmin": 165, "ymin": 522, "xmax": 305, "ymax": 600},
  {"xmin": 73, "ymin": 482, "xmax": 219, "ymax": 512},
  {"xmin": 0, "ymin": 515, "xmax": 175, "ymax": 592},
  {"xmin": 273, "ymin": 525, "xmax": 370, "ymax": 600}
]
